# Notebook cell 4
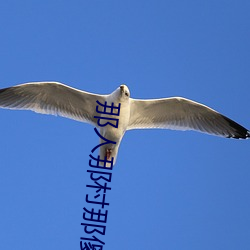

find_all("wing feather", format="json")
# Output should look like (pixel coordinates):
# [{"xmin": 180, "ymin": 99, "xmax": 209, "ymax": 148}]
[
  {"xmin": 0, "ymin": 82, "xmax": 106, "ymax": 125},
  {"xmin": 128, "ymin": 97, "xmax": 249, "ymax": 139}
]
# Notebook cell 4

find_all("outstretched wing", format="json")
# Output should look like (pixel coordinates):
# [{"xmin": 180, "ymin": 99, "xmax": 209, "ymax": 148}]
[
  {"xmin": 0, "ymin": 82, "xmax": 106, "ymax": 126},
  {"xmin": 128, "ymin": 97, "xmax": 249, "ymax": 139}
]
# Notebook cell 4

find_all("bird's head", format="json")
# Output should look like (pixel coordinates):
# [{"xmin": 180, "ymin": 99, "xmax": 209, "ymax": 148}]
[
  {"xmin": 109, "ymin": 84, "xmax": 130, "ymax": 103},
  {"xmin": 119, "ymin": 84, "xmax": 130, "ymax": 98}
]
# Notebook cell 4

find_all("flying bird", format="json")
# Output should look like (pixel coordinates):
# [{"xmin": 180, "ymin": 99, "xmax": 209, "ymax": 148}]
[{"xmin": 0, "ymin": 82, "xmax": 249, "ymax": 166}]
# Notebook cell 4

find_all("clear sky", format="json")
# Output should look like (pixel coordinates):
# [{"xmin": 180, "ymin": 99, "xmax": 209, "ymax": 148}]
[{"xmin": 0, "ymin": 1, "xmax": 249, "ymax": 250}]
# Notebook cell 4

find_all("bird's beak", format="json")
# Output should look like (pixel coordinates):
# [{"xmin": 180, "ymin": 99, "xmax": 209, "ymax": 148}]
[{"xmin": 120, "ymin": 85, "xmax": 124, "ymax": 93}]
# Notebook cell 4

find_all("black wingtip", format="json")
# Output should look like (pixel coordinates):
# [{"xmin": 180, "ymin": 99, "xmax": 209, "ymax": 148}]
[
  {"xmin": 0, "ymin": 88, "xmax": 8, "ymax": 94},
  {"xmin": 222, "ymin": 115, "xmax": 250, "ymax": 139},
  {"xmin": 247, "ymin": 131, "xmax": 250, "ymax": 138}
]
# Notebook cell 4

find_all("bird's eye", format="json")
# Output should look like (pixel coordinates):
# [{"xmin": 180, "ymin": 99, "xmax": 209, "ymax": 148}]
[{"xmin": 125, "ymin": 92, "xmax": 129, "ymax": 97}]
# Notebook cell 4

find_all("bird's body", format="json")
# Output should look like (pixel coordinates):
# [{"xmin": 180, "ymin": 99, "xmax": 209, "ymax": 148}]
[
  {"xmin": 0, "ymin": 82, "xmax": 249, "ymax": 166},
  {"xmin": 98, "ymin": 86, "xmax": 131, "ymax": 164}
]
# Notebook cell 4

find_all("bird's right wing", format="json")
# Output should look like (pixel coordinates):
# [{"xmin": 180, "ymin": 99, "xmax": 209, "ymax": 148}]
[
  {"xmin": 128, "ymin": 97, "xmax": 249, "ymax": 139},
  {"xmin": 0, "ymin": 82, "xmax": 106, "ymax": 126}
]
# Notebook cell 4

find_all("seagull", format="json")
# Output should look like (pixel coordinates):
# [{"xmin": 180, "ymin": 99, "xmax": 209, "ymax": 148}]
[{"xmin": 0, "ymin": 82, "xmax": 249, "ymax": 166}]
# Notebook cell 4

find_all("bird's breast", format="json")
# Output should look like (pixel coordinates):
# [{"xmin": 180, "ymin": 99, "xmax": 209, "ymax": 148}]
[{"xmin": 98, "ymin": 99, "xmax": 130, "ymax": 143}]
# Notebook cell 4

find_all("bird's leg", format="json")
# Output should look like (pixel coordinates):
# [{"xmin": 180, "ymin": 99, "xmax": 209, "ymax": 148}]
[{"xmin": 105, "ymin": 148, "xmax": 112, "ymax": 160}]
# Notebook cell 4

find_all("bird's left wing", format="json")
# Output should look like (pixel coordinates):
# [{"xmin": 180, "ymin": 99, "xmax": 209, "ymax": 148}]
[
  {"xmin": 128, "ymin": 97, "xmax": 249, "ymax": 139},
  {"xmin": 0, "ymin": 82, "xmax": 106, "ymax": 126}
]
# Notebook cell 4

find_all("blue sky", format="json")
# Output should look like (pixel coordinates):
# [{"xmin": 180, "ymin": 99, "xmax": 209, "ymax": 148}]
[{"xmin": 0, "ymin": 1, "xmax": 249, "ymax": 249}]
